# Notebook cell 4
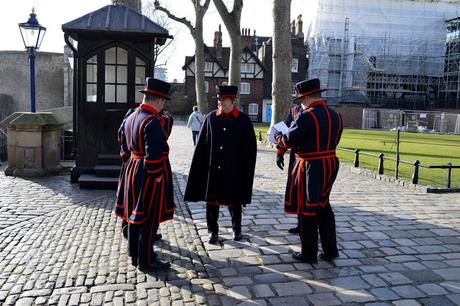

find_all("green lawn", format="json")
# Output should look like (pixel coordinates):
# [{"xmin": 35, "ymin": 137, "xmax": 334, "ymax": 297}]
[{"xmin": 254, "ymin": 124, "xmax": 460, "ymax": 187}]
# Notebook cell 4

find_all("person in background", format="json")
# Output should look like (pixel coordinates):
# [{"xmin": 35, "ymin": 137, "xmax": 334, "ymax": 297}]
[{"xmin": 187, "ymin": 105, "xmax": 204, "ymax": 145}]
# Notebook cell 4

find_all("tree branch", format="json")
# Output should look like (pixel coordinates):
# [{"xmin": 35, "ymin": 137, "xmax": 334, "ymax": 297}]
[
  {"xmin": 154, "ymin": 1, "xmax": 194, "ymax": 32},
  {"xmin": 213, "ymin": 0, "xmax": 242, "ymax": 34}
]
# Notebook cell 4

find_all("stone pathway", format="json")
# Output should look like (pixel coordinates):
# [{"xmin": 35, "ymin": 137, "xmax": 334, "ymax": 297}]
[{"xmin": 0, "ymin": 123, "xmax": 459, "ymax": 305}]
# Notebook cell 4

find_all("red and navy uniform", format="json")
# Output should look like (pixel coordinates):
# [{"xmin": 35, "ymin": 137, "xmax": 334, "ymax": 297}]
[
  {"xmin": 277, "ymin": 100, "xmax": 342, "ymax": 216},
  {"xmin": 115, "ymin": 103, "xmax": 175, "ymax": 266},
  {"xmin": 276, "ymin": 100, "xmax": 343, "ymax": 258}
]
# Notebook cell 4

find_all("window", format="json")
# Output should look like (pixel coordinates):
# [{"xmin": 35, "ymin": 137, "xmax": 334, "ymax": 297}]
[
  {"xmin": 292, "ymin": 83, "xmax": 297, "ymax": 97},
  {"xmin": 205, "ymin": 62, "xmax": 213, "ymax": 72},
  {"xmin": 85, "ymin": 55, "xmax": 97, "ymax": 103},
  {"xmin": 135, "ymin": 57, "xmax": 146, "ymax": 103},
  {"xmin": 248, "ymin": 103, "xmax": 258, "ymax": 115},
  {"xmin": 241, "ymin": 63, "xmax": 254, "ymax": 73},
  {"xmin": 291, "ymin": 58, "xmax": 299, "ymax": 73},
  {"xmin": 241, "ymin": 82, "xmax": 251, "ymax": 95},
  {"xmin": 205, "ymin": 81, "xmax": 209, "ymax": 93},
  {"xmin": 104, "ymin": 47, "xmax": 128, "ymax": 103}
]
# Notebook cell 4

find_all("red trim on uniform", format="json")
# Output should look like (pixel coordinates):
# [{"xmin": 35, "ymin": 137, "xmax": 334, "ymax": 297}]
[
  {"xmin": 130, "ymin": 109, "xmax": 140, "ymax": 152},
  {"xmin": 138, "ymin": 114, "xmax": 156, "ymax": 151},
  {"xmin": 292, "ymin": 105, "xmax": 298, "ymax": 118},
  {"xmin": 297, "ymin": 88, "xmax": 322, "ymax": 98},
  {"xmin": 296, "ymin": 150, "xmax": 336, "ymax": 157},
  {"xmin": 307, "ymin": 110, "xmax": 321, "ymax": 151},
  {"xmin": 304, "ymin": 100, "xmax": 327, "ymax": 109},
  {"xmin": 147, "ymin": 168, "xmax": 162, "ymax": 174},
  {"xmin": 115, "ymin": 211, "xmax": 126, "ymax": 220},
  {"xmin": 144, "ymin": 159, "xmax": 162, "ymax": 163},
  {"xmin": 216, "ymin": 106, "xmax": 239, "ymax": 118},
  {"xmin": 277, "ymin": 147, "xmax": 288, "ymax": 156},
  {"xmin": 132, "ymin": 210, "xmax": 144, "ymax": 215},
  {"xmin": 141, "ymin": 89, "xmax": 170, "ymax": 99},
  {"xmin": 322, "ymin": 104, "xmax": 332, "ymax": 150},
  {"xmin": 127, "ymin": 219, "xmax": 145, "ymax": 225}
]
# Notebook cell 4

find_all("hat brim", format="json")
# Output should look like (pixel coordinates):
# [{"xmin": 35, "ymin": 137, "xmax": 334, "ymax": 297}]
[
  {"xmin": 294, "ymin": 88, "xmax": 327, "ymax": 100},
  {"xmin": 140, "ymin": 89, "xmax": 171, "ymax": 100}
]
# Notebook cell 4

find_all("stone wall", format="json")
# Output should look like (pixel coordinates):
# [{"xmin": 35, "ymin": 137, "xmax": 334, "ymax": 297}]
[{"xmin": 0, "ymin": 51, "xmax": 64, "ymax": 115}]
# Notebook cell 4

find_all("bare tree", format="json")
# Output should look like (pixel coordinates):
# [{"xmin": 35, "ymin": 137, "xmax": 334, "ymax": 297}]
[
  {"xmin": 154, "ymin": 0, "xmax": 211, "ymax": 112},
  {"xmin": 271, "ymin": 0, "xmax": 292, "ymax": 125},
  {"xmin": 212, "ymin": 0, "xmax": 243, "ymax": 87},
  {"xmin": 143, "ymin": 2, "xmax": 176, "ymax": 70}
]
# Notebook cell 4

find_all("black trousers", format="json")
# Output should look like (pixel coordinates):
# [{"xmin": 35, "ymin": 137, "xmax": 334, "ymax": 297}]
[
  {"xmin": 206, "ymin": 203, "xmax": 242, "ymax": 234},
  {"xmin": 192, "ymin": 131, "xmax": 199, "ymax": 145},
  {"xmin": 128, "ymin": 218, "xmax": 160, "ymax": 267},
  {"xmin": 299, "ymin": 203, "xmax": 338, "ymax": 259}
]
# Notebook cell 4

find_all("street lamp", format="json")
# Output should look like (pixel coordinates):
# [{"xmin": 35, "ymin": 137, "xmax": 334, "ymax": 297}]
[{"xmin": 18, "ymin": 8, "xmax": 46, "ymax": 113}]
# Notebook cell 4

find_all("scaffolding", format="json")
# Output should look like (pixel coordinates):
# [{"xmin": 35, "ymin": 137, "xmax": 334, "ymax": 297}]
[
  {"xmin": 362, "ymin": 109, "xmax": 460, "ymax": 134},
  {"xmin": 308, "ymin": 0, "xmax": 460, "ymax": 109},
  {"xmin": 439, "ymin": 17, "xmax": 460, "ymax": 108}
]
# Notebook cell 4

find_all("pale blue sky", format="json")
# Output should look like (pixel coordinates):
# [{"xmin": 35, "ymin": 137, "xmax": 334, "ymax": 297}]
[{"xmin": 1, "ymin": 0, "xmax": 315, "ymax": 82}]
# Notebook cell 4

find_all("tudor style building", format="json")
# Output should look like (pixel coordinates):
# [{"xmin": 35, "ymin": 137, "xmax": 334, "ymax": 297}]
[
  {"xmin": 183, "ymin": 26, "xmax": 269, "ymax": 122},
  {"xmin": 183, "ymin": 16, "xmax": 308, "ymax": 123}
]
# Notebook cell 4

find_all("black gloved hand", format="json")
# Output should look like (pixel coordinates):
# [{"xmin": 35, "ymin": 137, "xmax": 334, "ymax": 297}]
[{"xmin": 276, "ymin": 155, "xmax": 284, "ymax": 170}]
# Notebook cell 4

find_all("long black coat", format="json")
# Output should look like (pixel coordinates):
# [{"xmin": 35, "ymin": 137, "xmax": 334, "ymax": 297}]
[{"xmin": 184, "ymin": 109, "xmax": 257, "ymax": 205}]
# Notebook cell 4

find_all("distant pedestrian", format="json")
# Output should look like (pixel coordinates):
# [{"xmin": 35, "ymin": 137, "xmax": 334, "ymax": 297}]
[{"xmin": 187, "ymin": 106, "xmax": 204, "ymax": 145}]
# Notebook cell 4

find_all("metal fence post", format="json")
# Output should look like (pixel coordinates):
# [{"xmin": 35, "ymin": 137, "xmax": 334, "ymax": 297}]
[
  {"xmin": 378, "ymin": 153, "xmax": 384, "ymax": 175},
  {"xmin": 259, "ymin": 131, "xmax": 262, "ymax": 142},
  {"xmin": 354, "ymin": 149, "xmax": 360, "ymax": 167},
  {"xmin": 446, "ymin": 162, "xmax": 452, "ymax": 189},
  {"xmin": 412, "ymin": 160, "xmax": 420, "ymax": 185}
]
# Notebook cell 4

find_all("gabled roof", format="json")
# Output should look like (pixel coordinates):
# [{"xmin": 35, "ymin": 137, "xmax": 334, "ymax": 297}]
[
  {"xmin": 182, "ymin": 45, "xmax": 266, "ymax": 72},
  {"xmin": 62, "ymin": 4, "xmax": 171, "ymax": 42}
]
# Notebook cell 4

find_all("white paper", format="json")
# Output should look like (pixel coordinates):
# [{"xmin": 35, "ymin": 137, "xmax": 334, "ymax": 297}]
[{"xmin": 268, "ymin": 121, "xmax": 289, "ymax": 144}]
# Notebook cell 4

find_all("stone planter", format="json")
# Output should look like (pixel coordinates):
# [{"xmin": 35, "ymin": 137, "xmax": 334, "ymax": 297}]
[{"xmin": 2, "ymin": 112, "xmax": 62, "ymax": 177}]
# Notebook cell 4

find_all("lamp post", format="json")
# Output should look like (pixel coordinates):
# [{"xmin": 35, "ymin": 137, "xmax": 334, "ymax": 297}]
[{"xmin": 18, "ymin": 8, "xmax": 46, "ymax": 113}]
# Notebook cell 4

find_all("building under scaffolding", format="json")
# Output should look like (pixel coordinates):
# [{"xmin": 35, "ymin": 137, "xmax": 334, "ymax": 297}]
[
  {"xmin": 307, "ymin": 0, "xmax": 460, "ymax": 109},
  {"xmin": 440, "ymin": 17, "xmax": 460, "ymax": 108}
]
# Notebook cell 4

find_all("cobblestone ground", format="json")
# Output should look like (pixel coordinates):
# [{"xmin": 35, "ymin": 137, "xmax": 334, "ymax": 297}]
[{"xmin": 0, "ymin": 123, "xmax": 459, "ymax": 306}]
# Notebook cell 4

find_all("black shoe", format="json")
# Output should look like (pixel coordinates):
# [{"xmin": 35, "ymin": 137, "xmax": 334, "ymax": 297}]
[
  {"xmin": 139, "ymin": 259, "xmax": 171, "ymax": 271},
  {"xmin": 292, "ymin": 252, "xmax": 317, "ymax": 264},
  {"xmin": 154, "ymin": 233, "xmax": 162, "ymax": 242},
  {"xmin": 233, "ymin": 232, "xmax": 243, "ymax": 241},
  {"xmin": 319, "ymin": 252, "xmax": 339, "ymax": 262},
  {"xmin": 288, "ymin": 226, "xmax": 300, "ymax": 234},
  {"xmin": 208, "ymin": 233, "xmax": 218, "ymax": 244}
]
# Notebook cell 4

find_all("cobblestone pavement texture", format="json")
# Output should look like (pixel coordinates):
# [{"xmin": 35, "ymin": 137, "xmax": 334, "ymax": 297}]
[{"xmin": 0, "ymin": 122, "xmax": 459, "ymax": 306}]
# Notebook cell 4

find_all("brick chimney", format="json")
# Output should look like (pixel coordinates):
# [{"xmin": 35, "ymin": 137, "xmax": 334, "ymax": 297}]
[
  {"xmin": 214, "ymin": 24, "xmax": 223, "ymax": 58},
  {"xmin": 295, "ymin": 14, "xmax": 304, "ymax": 39},
  {"xmin": 241, "ymin": 28, "xmax": 252, "ymax": 49},
  {"xmin": 112, "ymin": 0, "xmax": 142, "ymax": 13}
]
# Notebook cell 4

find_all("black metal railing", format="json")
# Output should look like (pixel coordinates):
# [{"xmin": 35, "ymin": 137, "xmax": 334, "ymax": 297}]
[{"xmin": 339, "ymin": 148, "xmax": 459, "ymax": 188}]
